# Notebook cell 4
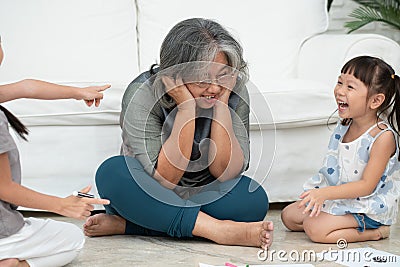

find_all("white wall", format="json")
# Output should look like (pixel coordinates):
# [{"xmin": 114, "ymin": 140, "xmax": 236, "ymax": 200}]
[{"xmin": 328, "ymin": 0, "xmax": 400, "ymax": 43}]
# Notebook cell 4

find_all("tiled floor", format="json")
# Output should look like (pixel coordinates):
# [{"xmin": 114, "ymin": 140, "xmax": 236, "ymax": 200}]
[{"xmin": 22, "ymin": 205, "xmax": 400, "ymax": 267}]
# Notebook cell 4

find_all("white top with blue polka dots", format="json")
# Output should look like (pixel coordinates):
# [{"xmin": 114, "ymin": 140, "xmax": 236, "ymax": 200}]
[{"xmin": 303, "ymin": 121, "xmax": 400, "ymax": 225}]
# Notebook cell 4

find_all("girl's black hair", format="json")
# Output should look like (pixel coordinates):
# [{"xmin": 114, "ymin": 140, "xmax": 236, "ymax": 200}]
[
  {"xmin": 0, "ymin": 105, "xmax": 28, "ymax": 140},
  {"xmin": 340, "ymin": 56, "xmax": 400, "ymax": 130},
  {"xmin": 339, "ymin": 56, "xmax": 400, "ymax": 157}
]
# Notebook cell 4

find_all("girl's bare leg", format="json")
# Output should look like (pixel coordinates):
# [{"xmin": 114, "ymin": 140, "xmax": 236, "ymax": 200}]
[
  {"xmin": 0, "ymin": 259, "xmax": 29, "ymax": 267},
  {"xmin": 281, "ymin": 201, "xmax": 309, "ymax": 231},
  {"xmin": 303, "ymin": 212, "xmax": 385, "ymax": 243}
]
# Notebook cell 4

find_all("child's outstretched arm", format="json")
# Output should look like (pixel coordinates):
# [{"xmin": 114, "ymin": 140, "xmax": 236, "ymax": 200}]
[
  {"xmin": 0, "ymin": 152, "xmax": 110, "ymax": 220},
  {"xmin": 299, "ymin": 130, "xmax": 396, "ymax": 217},
  {"xmin": 0, "ymin": 79, "xmax": 110, "ymax": 106}
]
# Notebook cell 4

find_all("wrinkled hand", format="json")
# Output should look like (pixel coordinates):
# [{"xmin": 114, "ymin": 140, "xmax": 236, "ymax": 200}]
[
  {"xmin": 216, "ymin": 72, "xmax": 237, "ymax": 105},
  {"xmin": 161, "ymin": 76, "xmax": 195, "ymax": 109},
  {"xmin": 78, "ymin": 84, "xmax": 111, "ymax": 107},
  {"xmin": 58, "ymin": 185, "xmax": 110, "ymax": 220},
  {"xmin": 217, "ymin": 87, "xmax": 232, "ymax": 106},
  {"xmin": 298, "ymin": 189, "xmax": 326, "ymax": 217}
]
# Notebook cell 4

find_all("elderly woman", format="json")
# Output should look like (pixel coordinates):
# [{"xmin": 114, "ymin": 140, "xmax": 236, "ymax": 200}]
[{"xmin": 84, "ymin": 18, "xmax": 273, "ymax": 249}]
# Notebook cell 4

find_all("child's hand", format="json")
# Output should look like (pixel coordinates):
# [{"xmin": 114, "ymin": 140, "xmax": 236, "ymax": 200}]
[
  {"xmin": 78, "ymin": 84, "xmax": 111, "ymax": 107},
  {"xmin": 298, "ymin": 189, "xmax": 326, "ymax": 217},
  {"xmin": 57, "ymin": 185, "xmax": 110, "ymax": 220}
]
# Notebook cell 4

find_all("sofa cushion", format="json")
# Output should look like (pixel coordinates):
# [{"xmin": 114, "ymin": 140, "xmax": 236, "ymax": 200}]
[
  {"xmin": 0, "ymin": 0, "xmax": 138, "ymax": 85},
  {"xmin": 4, "ymin": 79, "xmax": 337, "ymax": 128},
  {"xmin": 136, "ymin": 0, "xmax": 328, "ymax": 84},
  {"xmin": 249, "ymin": 79, "xmax": 338, "ymax": 129}
]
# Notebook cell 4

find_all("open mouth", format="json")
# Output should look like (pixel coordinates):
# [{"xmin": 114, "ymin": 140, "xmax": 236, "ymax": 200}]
[{"xmin": 338, "ymin": 101, "xmax": 348, "ymax": 110}]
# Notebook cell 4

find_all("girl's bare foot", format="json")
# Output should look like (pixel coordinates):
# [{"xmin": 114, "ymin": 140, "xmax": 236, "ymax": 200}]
[
  {"xmin": 0, "ymin": 259, "xmax": 26, "ymax": 267},
  {"xmin": 377, "ymin": 225, "xmax": 390, "ymax": 239},
  {"xmin": 83, "ymin": 213, "xmax": 126, "ymax": 237}
]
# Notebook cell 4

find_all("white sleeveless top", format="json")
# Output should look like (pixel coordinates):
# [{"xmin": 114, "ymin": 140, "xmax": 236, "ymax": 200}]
[{"xmin": 303, "ymin": 121, "xmax": 400, "ymax": 225}]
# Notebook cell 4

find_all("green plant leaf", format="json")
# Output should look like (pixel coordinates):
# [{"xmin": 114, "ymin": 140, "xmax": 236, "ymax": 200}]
[
  {"xmin": 352, "ymin": 0, "xmax": 381, "ymax": 9},
  {"xmin": 345, "ymin": 0, "xmax": 400, "ymax": 32}
]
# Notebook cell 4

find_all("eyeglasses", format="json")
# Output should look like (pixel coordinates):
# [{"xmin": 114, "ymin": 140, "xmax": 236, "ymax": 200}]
[{"xmin": 194, "ymin": 74, "xmax": 236, "ymax": 89}]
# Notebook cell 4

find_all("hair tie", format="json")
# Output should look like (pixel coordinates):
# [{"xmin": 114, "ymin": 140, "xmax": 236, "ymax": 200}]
[{"xmin": 392, "ymin": 74, "xmax": 395, "ymax": 79}]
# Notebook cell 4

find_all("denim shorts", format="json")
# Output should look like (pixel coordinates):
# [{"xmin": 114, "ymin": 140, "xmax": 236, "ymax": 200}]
[{"xmin": 352, "ymin": 213, "xmax": 383, "ymax": 232}]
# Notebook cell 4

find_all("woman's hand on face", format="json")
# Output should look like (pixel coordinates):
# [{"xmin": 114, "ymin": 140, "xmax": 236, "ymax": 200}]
[
  {"xmin": 216, "ymin": 72, "xmax": 237, "ymax": 105},
  {"xmin": 162, "ymin": 76, "xmax": 195, "ymax": 109},
  {"xmin": 217, "ymin": 87, "xmax": 232, "ymax": 105}
]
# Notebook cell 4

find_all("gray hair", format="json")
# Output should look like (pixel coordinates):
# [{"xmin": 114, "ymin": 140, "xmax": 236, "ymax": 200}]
[
  {"xmin": 160, "ymin": 18, "xmax": 247, "ymax": 73},
  {"xmin": 154, "ymin": 18, "xmax": 248, "ymax": 108}
]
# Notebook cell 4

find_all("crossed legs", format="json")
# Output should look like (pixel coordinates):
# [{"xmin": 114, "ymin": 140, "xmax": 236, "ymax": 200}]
[{"xmin": 84, "ymin": 156, "xmax": 274, "ymax": 248}]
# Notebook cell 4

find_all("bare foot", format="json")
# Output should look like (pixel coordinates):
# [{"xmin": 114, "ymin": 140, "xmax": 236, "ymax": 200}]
[
  {"xmin": 210, "ymin": 220, "xmax": 273, "ymax": 248},
  {"xmin": 0, "ymin": 259, "xmax": 25, "ymax": 267},
  {"xmin": 377, "ymin": 225, "xmax": 390, "ymax": 239},
  {"xmin": 83, "ymin": 213, "xmax": 126, "ymax": 237},
  {"xmin": 260, "ymin": 221, "xmax": 274, "ymax": 249}
]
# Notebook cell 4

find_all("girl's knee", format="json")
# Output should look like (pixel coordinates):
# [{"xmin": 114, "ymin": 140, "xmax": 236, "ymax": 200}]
[
  {"xmin": 280, "ymin": 206, "xmax": 291, "ymax": 228},
  {"xmin": 303, "ymin": 218, "xmax": 325, "ymax": 243},
  {"xmin": 281, "ymin": 207, "xmax": 299, "ymax": 231},
  {"xmin": 281, "ymin": 204, "xmax": 300, "ymax": 231}
]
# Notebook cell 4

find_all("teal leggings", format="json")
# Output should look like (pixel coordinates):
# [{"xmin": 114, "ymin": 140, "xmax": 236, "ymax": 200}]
[{"xmin": 95, "ymin": 156, "xmax": 269, "ymax": 238}]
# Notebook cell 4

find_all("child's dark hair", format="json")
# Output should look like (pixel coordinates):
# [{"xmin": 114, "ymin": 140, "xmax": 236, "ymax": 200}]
[
  {"xmin": 340, "ymin": 56, "xmax": 400, "ymax": 138},
  {"xmin": 0, "ymin": 105, "xmax": 28, "ymax": 140}
]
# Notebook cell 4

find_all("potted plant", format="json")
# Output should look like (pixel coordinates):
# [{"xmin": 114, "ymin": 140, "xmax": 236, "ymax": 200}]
[{"xmin": 344, "ymin": 0, "xmax": 400, "ymax": 33}]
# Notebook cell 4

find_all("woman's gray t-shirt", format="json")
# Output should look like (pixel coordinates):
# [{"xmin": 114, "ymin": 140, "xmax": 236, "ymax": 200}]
[{"xmin": 0, "ymin": 110, "xmax": 25, "ymax": 238}]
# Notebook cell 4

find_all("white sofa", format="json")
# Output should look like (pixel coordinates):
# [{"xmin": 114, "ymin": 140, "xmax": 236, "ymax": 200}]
[{"xmin": 1, "ymin": 0, "xmax": 399, "ymax": 205}]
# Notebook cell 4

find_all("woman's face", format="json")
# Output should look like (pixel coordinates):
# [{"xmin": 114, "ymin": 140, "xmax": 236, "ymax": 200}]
[{"xmin": 186, "ymin": 51, "xmax": 235, "ymax": 109}]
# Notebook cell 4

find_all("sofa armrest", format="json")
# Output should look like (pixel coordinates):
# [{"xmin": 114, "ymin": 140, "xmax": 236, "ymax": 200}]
[{"xmin": 297, "ymin": 34, "xmax": 400, "ymax": 89}]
